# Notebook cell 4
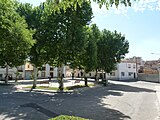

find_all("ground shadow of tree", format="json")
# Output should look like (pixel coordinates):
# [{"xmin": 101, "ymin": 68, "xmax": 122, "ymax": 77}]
[
  {"xmin": 0, "ymin": 81, "xmax": 156, "ymax": 120},
  {"xmin": 107, "ymin": 83, "xmax": 156, "ymax": 93}
]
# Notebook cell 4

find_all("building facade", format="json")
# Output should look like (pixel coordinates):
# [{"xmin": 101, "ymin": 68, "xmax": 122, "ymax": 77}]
[
  {"xmin": 117, "ymin": 61, "xmax": 137, "ymax": 80},
  {"xmin": 0, "ymin": 60, "xmax": 137, "ymax": 80},
  {"xmin": 0, "ymin": 66, "xmax": 17, "ymax": 80}
]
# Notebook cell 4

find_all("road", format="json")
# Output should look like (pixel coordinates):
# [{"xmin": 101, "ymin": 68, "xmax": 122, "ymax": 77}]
[{"xmin": 0, "ymin": 80, "xmax": 160, "ymax": 120}]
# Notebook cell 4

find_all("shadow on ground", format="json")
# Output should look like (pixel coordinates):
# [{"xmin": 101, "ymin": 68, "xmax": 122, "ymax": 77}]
[
  {"xmin": 0, "ymin": 81, "xmax": 156, "ymax": 120},
  {"xmin": 107, "ymin": 83, "xmax": 156, "ymax": 93}
]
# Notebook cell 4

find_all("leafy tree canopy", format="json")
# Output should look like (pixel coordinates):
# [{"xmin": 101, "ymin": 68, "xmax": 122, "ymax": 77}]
[
  {"xmin": 0, "ymin": 0, "xmax": 35, "ymax": 67},
  {"xmin": 45, "ymin": 0, "xmax": 133, "ymax": 11},
  {"xmin": 41, "ymin": 1, "xmax": 93, "ymax": 67},
  {"xmin": 97, "ymin": 29, "xmax": 129, "ymax": 73}
]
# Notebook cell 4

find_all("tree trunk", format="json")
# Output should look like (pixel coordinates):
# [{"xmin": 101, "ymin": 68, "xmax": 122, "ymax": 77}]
[
  {"xmin": 105, "ymin": 72, "xmax": 108, "ymax": 86},
  {"xmin": 5, "ymin": 65, "xmax": 9, "ymax": 84},
  {"xmin": 15, "ymin": 72, "xmax": 18, "ymax": 83},
  {"xmin": 95, "ymin": 69, "xmax": 98, "ymax": 83},
  {"xmin": 15, "ymin": 68, "xmax": 19, "ymax": 83},
  {"xmin": 81, "ymin": 70, "xmax": 83, "ymax": 80},
  {"xmin": 84, "ymin": 72, "xmax": 88, "ymax": 86},
  {"xmin": 32, "ymin": 66, "xmax": 37, "ymax": 89},
  {"xmin": 102, "ymin": 70, "xmax": 104, "ymax": 81},
  {"xmin": 58, "ymin": 65, "xmax": 64, "ymax": 91},
  {"xmin": 72, "ymin": 69, "xmax": 74, "ymax": 80},
  {"xmin": 102, "ymin": 70, "xmax": 106, "ymax": 86},
  {"xmin": 102, "ymin": 71, "xmax": 107, "ymax": 86}
]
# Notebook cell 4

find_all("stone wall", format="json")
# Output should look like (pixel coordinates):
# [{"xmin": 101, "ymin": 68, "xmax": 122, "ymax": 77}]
[{"xmin": 138, "ymin": 73, "xmax": 160, "ymax": 83}]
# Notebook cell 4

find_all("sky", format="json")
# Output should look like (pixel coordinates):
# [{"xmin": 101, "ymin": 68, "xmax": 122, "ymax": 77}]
[{"xmin": 19, "ymin": 0, "xmax": 160, "ymax": 61}]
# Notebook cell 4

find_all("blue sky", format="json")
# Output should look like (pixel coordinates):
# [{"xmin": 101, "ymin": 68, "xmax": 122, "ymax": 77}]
[{"xmin": 19, "ymin": 0, "xmax": 160, "ymax": 61}]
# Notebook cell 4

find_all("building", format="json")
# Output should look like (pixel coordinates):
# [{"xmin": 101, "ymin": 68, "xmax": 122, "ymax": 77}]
[
  {"xmin": 0, "ymin": 63, "xmax": 69, "ymax": 80},
  {"xmin": 117, "ymin": 61, "xmax": 137, "ymax": 80},
  {"xmin": 23, "ymin": 63, "xmax": 68, "ymax": 79},
  {"xmin": 142, "ymin": 60, "xmax": 160, "ymax": 74},
  {"xmin": 0, "ymin": 59, "xmax": 137, "ymax": 81},
  {"xmin": 0, "ymin": 66, "xmax": 17, "ymax": 80},
  {"xmin": 126, "ymin": 56, "xmax": 144, "ymax": 72}
]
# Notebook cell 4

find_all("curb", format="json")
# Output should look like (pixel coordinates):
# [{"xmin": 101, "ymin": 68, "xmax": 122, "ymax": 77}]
[{"xmin": 20, "ymin": 88, "xmax": 73, "ymax": 93}]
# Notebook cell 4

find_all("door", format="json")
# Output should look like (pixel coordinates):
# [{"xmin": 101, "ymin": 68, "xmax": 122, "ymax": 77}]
[
  {"xmin": 50, "ymin": 72, "xmax": 53, "ymax": 78},
  {"xmin": 134, "ymin": 73, "xmax": 136, "ymax": 78}
]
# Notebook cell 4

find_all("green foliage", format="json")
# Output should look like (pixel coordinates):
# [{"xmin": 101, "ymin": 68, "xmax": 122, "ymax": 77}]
[
  {"xmin": 79, "ymin": 24, "xmax": 101, "ymax": 73},
  {"xmin": 42, "ymin": 1, "xmax": 93, "ymax": 67},
  {"xmin": 45, "ymin": 0, "xmax": 133, "ymax": 11},
  {"xmin": 0, "ymin": 0, "xmax": 35, "ymax": 67},
  {"xmin": 16, "ymin": 2, "xmax": 51, "ymax": 67},
  {"xmin": 49, "ymin": 115, "xmax": 88, "ymax": 120},
  {"xmin": 93, "ymin": 0, "xmax": 132, "ymax": 8},
  {"xmin": 97, "ymin": 29, "xmax": 129, "ymax": 73},
  {"xmin": 16, "ymin": 0, "xmax": 92, "ymax": 89},
  {"xmin": 24, "ymin": 84, "xmax": 94, "ymax": 90}
]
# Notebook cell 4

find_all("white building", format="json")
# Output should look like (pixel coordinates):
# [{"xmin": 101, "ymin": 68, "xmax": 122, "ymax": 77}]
[
  {"xmin": 106, "ymin": 61, "xmax": 137, "ymax": 80},
  {"xmin": 117, "ymin": 61, "xmax": 137, "ymax": 80},
  {"xmin": 0, "ymin": 66, "xmax": 17, "ymax": 80},
  {"xmin": 0, "ymin": 60, "xmax": 137, "ymax": 80},
  {"xmin": 24, "ymin": 63, "xmax": 67, "ymax": 79},
  {"xmin": 0, "ymin": 63, "xmax": 68, "ymax": 80}
]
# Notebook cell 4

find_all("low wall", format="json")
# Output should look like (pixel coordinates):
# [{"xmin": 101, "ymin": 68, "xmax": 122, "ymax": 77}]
[{"xmin": 138, "ymin": 73, "xmax": 160, "ymax": 83}]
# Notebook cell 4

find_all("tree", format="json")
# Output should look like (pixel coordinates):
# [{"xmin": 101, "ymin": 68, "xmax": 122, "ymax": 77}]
[
  {"xmin": 0, "ymin": 0, "xmax": 35, "ymax": 84},
  {"xmin": 16, "ymin": 0, "xmax": 93, "ymax": 90},
  {"xmin": 83, "ymin": 31, "xmax": 98, "ymax": 86},
  {"xmin": 92, "ymin": 0, "xmax": 132, "ymax": 8},
  {"xmin": 16, "ymin": 3, "xmax": 51, "ymax": 88},
  {"xmin": 14, "ymin": 71, "xmax": 20, "ymax": 83},
  {"xmin": 97, "ymin": 29, "xmax": 129, "ymax": 85},
  {"xmin": 89, "ymin": 24, "xmax": 101, "ymax": 82},
  {"xmin": 46, "ymin": 0, "xmax": 133, "ymax": 10},
  {"xmin": 43, "ymin": 1, "xmax": 93, "ymax": 90},
  {"xmin": 78, "ymin": 24, "xmax": 101, "ymax": 86}
]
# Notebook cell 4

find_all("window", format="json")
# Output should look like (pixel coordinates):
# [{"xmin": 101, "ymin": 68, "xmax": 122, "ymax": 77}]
[
  {"xmin": 110, "ymin": 72, "xmax": 115, "ymax": 76},
  {"xmin": 128, "ymin": 64, "xmax": 131, "ymax": 68},
  {"xmin": 50, "ymin": 66, "xmax": 54, "ymax": 71},
  {"xmin": 41, "ymin": 72, "xmax": 45, "ymax": 77},
  {"xmin": 89, "ymin": 73, "xmax": 91, "ymax": 77},
  {"xmin": 19, "ymin": 74, "xmax": 22, "ymax": 79},
  {"xmin": 42, "ymin": 66, "xmax": 45, "ymax": 71},
  {"xmin": 28, "ymin": 65, "xmax": 30, "ymax": 68},
  {"xmin": 0, "ymin": 74, "xmax": 3, "ymax": 78},
  {"xmin": 128, "ymin": 72, "xmax": 133, "ymax": 76},
  {"xmin": 121, "ymin": 72, "xmax": 125, "ymax": 76},
  {"xmin": 133, "ymin": 65, "xmax": 136, "ymax": 69}
]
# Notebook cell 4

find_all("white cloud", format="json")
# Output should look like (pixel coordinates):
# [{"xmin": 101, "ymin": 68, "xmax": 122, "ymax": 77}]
[
  {"xmin": 92, "ymin": 0, "xmax": 160, "ymax": 16},
  {"xmin": 132, "ymin": 0, "xmax": 160, "ymax": 12},
  {"xmin": 148, "ymin": 5, "xmax": 154, "ymax": 11},
  {"xmin": 91, "ymin": 2, "xmax": 110, "ymax": 16}
]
